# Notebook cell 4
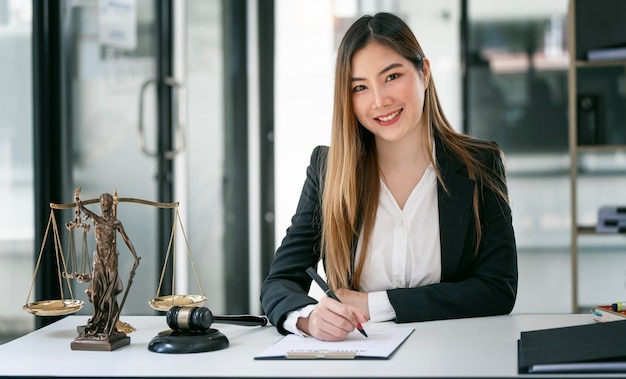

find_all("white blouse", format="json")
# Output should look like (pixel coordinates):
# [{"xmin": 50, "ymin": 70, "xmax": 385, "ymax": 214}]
[
  {"xmin": 283, "ymin": 162, "xmax": 441, "ymax": 334},
  {"xmin": 359, "ymin": 163, "xmax": 441, "ymax": 322}
]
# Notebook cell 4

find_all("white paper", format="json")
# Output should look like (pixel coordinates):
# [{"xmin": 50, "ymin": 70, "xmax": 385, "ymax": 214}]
[
  {"xmin": 255, "ymin": 325, "xmax": 414, "ymax": 360},
  {"xmin": 98, "ymin": 0, "xmax": 137, "ymax": 50}
]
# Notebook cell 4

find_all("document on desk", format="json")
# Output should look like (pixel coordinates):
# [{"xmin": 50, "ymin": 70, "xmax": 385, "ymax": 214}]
[{"xmin": 254, "ymin": 324, "xmax": 414, "ymax": 360}]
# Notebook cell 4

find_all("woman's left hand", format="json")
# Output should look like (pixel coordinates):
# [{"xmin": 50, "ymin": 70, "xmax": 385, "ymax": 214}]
[{"xmin": 335, "ymin": 288, "xmax": 370, "ymax": 320}]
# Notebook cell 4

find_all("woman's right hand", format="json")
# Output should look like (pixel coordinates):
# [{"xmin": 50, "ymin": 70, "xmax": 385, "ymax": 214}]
[{"xmin": 296, "ymin": 297, "xmax": 368, "ymax": 341}]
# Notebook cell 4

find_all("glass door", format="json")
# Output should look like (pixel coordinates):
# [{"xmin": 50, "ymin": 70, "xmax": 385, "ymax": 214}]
[
  {"xmin": 0, "ymin": 0, "xmax": 34, "ymax": 340},
  {"xmin": 66, "ymin": 0, "xmax": 227, "ymax": 316},
  {"xmin": 68, "ymin": 0, "xmax": 162, "ymax": 315},
  {"xmin": 28, "ymin": 0, "xmax": 232, "ymax": 331}
]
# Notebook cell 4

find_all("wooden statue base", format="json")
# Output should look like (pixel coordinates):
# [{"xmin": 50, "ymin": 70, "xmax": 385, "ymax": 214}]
[{"xmin": 71, "ymin": 325, "xmax": 130, "ymax": 351}]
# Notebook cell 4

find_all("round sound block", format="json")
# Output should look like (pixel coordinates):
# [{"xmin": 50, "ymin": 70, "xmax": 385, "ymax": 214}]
[{"xmin": 148, "ymin": 328, "xmax": 229, "ymax": 354}]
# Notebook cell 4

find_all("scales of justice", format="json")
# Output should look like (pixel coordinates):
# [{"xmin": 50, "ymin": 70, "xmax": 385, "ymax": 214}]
[{"xmin": 22, "ymin": 187, "xmax": 209, "ymax": 351}]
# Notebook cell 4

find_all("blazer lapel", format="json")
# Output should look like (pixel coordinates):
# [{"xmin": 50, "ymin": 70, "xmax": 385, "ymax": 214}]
[{"xmin": 436, "ymin": 140, "xmax": 475, "ymax": 281}]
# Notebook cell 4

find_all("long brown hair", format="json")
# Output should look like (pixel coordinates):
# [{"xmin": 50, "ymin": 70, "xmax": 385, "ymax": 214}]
[{"xmin": 321, "ymin": 12, "xmax": 508, "ymax": 291}]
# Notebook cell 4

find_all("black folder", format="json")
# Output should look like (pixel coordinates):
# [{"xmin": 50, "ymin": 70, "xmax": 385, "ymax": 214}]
[{"xmin": 518, "ymin": 320, "xmax": 626, "ymax": 374}]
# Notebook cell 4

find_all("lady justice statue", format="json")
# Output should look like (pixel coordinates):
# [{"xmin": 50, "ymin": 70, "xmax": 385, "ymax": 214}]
[{"xmin": 70, "ymin": 188, "xmax": 141, "ymax": 351}]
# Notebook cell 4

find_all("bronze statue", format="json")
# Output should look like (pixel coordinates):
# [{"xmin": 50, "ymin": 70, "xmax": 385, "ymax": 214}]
[{"xmin": 71, "ymin": 188, "xmax": 141, "ymax": 350}]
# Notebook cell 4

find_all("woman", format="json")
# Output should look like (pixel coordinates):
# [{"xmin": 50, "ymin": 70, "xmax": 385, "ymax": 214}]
[{"xmin": 261, "ymin": 12, "xmax": 517, "ymax": 342}]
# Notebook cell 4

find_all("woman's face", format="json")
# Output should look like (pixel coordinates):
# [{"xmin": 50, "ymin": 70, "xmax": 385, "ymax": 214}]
[{"xmin": 350, "ymin": 41, "xmax": 429, "ymax": 147}]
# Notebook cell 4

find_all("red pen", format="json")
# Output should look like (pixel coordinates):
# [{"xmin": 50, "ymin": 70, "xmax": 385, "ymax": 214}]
[{"xmin": 306, "ymin": 267, "xmax": 368, "ymax": 337}]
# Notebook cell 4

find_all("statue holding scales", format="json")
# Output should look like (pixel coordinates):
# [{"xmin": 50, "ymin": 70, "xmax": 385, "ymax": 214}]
[
  {"xmin": 70, "ymin": 188, "xmax": 141, "ymax": 351},
  {"xmin": 23, "ymin": 188, "xmax": 207, "ymax": 351}
]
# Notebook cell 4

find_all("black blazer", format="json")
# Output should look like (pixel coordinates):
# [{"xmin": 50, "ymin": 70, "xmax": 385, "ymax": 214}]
[{"xmin": 261, "ymin": 138, "xmax": 518, "ymax": 335}]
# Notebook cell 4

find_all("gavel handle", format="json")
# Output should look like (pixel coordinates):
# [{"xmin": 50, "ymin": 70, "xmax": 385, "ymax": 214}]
[{"xmin": 212, "ymin": 315, "xmax": 268, "ymax": 327}]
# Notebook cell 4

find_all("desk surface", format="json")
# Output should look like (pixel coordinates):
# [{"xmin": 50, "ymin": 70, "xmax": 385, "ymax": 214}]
[{"xmin": 0, "ymin": 313, "xmax": 599, "ymax": 378}]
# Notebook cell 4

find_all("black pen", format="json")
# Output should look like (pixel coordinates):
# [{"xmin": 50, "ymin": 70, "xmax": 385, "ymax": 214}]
[{"xmin": 306, "ymin": 267, "xmax": 368, "ymax": 337}]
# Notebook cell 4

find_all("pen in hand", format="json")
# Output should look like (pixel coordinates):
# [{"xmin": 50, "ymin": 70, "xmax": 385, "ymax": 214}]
[{"xmin": 306, "ymin": 267, "xmax": 368, "ymax": 338}]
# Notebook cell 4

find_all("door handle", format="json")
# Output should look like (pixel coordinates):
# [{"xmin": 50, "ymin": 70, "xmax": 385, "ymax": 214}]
[{"xmin": 138, "ymin": 77, "xmax": 185, "ymax": 159}]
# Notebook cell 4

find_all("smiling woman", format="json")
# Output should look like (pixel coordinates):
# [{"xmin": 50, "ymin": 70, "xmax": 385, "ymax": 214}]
[{"xmin": 262, "ymin": 11, "xmax": 518, "ymax": 342}]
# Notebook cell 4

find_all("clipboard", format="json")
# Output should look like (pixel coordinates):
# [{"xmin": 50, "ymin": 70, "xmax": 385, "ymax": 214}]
[
  {"xmin": 254, "ymin": 325, "xmax": 414, "ymax": 360},
  {"xmin": 518, "ymin": 319, "xmax": 626, "ymax": 373}
]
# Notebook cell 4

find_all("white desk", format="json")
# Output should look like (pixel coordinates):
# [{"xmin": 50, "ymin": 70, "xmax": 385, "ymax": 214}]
[{"xmin": 0, "ymin": 314, "xmax": 598, "ymax": 378}]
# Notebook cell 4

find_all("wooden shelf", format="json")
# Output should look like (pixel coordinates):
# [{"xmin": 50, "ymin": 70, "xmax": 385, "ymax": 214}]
[
  {"xmin": 576, "ymin": 144, "xmax": 626, "ymax": 152},
  {"xmin": 575, "ymin": 59, "xmax": 626, "ymax": 68},
  {"xmin": 567, "ymin": 0, "xmax": 626, "ymax": 314},
  {"xmin": 576, "ymin": 225, "xmax": 597, "ymax": 235},
  {"xmin": 576, "ymin": 225, "xmax": 626, "ymax": 236}
]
